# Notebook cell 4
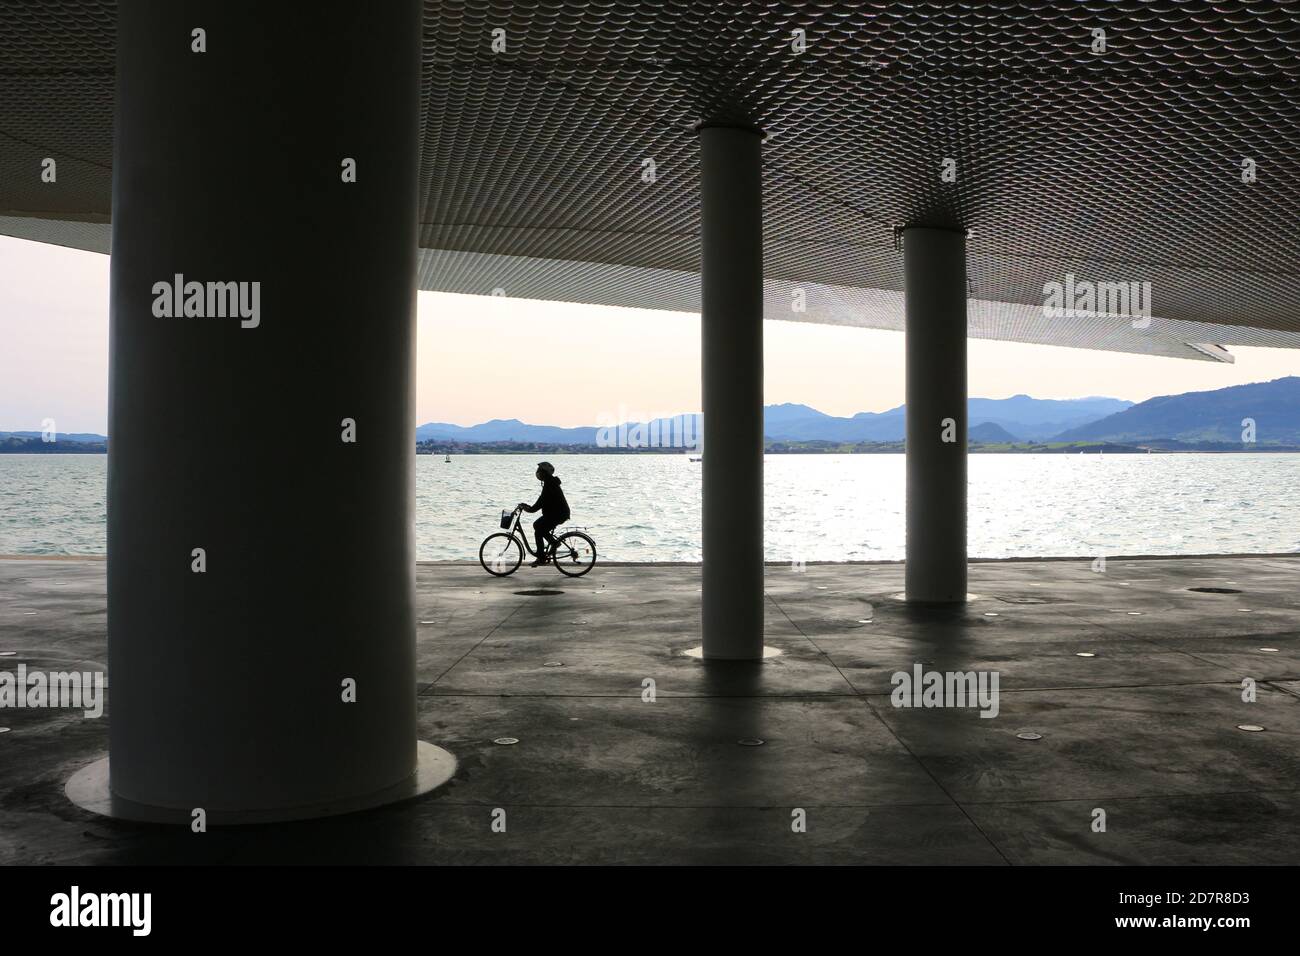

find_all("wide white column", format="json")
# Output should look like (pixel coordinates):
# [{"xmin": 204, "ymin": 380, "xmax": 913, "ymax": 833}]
[{"xmin": 69, "ymin": 0, "xmax": 455, "ymax": 823}]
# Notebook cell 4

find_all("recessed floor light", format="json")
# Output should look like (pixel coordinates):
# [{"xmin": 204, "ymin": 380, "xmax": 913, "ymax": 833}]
[
  {"xmin": 737, "ymin": 738, "xmax": 765, "ymax": 747},
  {"xmin": 543, "ymin": 661, "xmax": 564, "ymax": 667},
  {"xmin": 0, "ymin": 728, "xmax": 10, "ymax": 735},
  {"xmin": 1237, "ymin": 725, "xmax": 1265, "ymax": 733},
  {"xmin": 492, "ymin": 737, "xmax": 519, "ymax": 745},
  {"xmin": 0, "ymin": 652, "xmax": 16, "ymax": 657},
  {"xmin": 984, "ymin": 612, "xmax": 998, "ymax": 617},
  {"xmin": 1075, "ymin": 652, "xmax": 1096, "ymax": 658},
  {"xmin": 1016, "ymin": 732, "xmax": 1042, "ymax": 740},
  {"xmin": 857, "ymin": 619, "xmax": 872, "ymax": 624},
  {"xmin": 1127, "ymin": 611, "xmax": 1142, "ymax": 616},
  {"xmin": 1259, "ymin": 647, "xmax": 1279, "ymax": 653}
]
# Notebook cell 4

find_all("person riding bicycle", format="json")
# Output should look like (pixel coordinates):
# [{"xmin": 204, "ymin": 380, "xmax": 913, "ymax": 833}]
[{"xmin": 518, "ymin": 461, "xmax": 570, "ymax": 567}]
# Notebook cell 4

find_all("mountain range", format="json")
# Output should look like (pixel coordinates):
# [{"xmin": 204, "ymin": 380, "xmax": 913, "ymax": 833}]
[
  {"xmin": 7, "ymin": 377, "xmax": 1299, "ymax": 446},
  {"xmin": 760, "ymin": 395, "xmax": 1133, "ymax": 442},
  {"xmin": 416, "ymin": 378, "xmax": 1300, "ymax": 446},
  {"xmin": 415, "ymin": 394, "xmax": 1137, "ymax": 445}
]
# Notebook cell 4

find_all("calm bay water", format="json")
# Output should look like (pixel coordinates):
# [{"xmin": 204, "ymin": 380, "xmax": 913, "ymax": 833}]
[{"xmin": 1, "ymin": 452, "xmax": 1297, "ymax": 560}]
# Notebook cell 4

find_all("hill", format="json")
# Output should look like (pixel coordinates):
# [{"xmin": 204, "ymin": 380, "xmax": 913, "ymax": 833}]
[
  {"xmin": 1056, "ymin": 377, "xmax": 1300, "ymax": 444},
  {"xmin": 968, "ymin": 421, "xmax": 1021, "ymax": 443}
]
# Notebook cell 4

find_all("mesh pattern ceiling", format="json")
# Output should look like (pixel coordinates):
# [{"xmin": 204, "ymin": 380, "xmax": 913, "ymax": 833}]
[{"xmin": 3, "ymin": 1, "xmax": 1299, "ymax": 360}]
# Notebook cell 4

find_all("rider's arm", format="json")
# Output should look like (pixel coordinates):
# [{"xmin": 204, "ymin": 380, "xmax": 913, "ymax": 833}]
[{"xmin": 520, "ymin": 492, "xmax": 543, "ymax": 514}]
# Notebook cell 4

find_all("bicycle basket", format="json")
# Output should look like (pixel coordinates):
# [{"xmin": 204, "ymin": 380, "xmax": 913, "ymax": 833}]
[{"xmin": 499, "ymin": 510, "xmax": 513, "ymax": 530}]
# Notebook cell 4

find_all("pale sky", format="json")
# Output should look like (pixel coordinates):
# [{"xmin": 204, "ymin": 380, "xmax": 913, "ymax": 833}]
[{"xmin": 3, "ymin": 234, "xmax": 1299, "ymax": 434}]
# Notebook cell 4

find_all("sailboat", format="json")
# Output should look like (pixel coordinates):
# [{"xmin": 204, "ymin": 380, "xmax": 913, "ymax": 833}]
[{"xmin": 444, "ymin": 453, "xmax": 451, "ymax": 463}]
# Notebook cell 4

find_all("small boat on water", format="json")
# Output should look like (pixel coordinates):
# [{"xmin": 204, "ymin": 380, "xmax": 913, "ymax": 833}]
[{"xmin": 444, "ymin": 454, "xmax": 451, "ymax": 463}]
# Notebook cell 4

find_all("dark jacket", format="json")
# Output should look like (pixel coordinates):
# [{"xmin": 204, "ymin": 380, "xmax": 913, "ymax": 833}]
[{"xmin": 523, "ymin": 475, "xmax": 570, "ymax": 521}]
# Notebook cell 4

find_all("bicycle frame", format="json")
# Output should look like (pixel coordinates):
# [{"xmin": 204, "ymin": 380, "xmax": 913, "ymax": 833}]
[{"xmin": 506, "ymin": 508, "xmax": 560, "ymax": 558}]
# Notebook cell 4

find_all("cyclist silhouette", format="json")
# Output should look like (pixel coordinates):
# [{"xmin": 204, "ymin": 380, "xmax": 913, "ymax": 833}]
[{"xmin": 518, "ymin": 461, "xmax": 571, "ymax": 567}]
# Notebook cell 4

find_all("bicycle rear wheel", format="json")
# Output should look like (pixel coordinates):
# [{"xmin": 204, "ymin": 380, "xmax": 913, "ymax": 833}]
[
  {"xmin": 479, "ymin": 533, "xmax": 523, "ymax": 576},
  {"xmin": 552, "ymin": 531, "xmax": 596, "ymax": 577}
]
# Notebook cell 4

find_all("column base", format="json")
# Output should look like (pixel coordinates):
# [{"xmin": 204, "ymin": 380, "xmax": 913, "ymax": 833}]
[
  {"xmin": 65, "ymin": 740, "xmax": 455, "ymax": 825},
  {"xmin": 683, "ymin": 645, "xmax": 783, "ymax": 661},
  {"xmin": 894, "ymin": 592, "xmax": 979, "ymax": 605}
]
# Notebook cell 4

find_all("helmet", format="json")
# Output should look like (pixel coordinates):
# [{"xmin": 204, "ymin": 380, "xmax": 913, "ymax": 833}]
[{"xmin": 536, "ymin": 461, "xmax": 555, "ymax": 477}]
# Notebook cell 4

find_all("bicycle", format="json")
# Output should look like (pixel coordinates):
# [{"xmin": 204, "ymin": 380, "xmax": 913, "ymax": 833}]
[{"xmin": 479, "ymin": 506, "xmax": 597, "ymax": 577}]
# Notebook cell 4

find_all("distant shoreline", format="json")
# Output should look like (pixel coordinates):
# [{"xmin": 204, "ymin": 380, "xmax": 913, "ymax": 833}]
[
  {"xmin": 414, "ymin": 443, "xmax": 1300, "ymax": 455},
  {"xmin": 5, "ymin": 439, "xmax": 1299, "ymax": 455}
]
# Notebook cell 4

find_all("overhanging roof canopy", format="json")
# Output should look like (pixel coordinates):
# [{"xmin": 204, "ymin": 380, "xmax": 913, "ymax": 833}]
[{"xmin": 4, "ymin": 1, "xmax": 1300, "ymax": 362}]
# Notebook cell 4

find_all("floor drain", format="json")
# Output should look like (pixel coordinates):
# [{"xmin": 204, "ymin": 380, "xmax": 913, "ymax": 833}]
[
  {"xmin": 1016, "ymin": 732, "xmax": 1042, "ymax": 740},
  {"xmin": 513, "ymin": 589, "xmax": 564, "ymax": 597},
  {"xmin": 1237, "ymin": 725, "xmax": 1265, "ymax": 733},
  {"xmin": 493, "ymin": 737, "xmax": 520, "ymax": 745},
  {"xmin": 737, "ymin": 738, "xmax": 765, "ymax": 747},
  {"xmin": 1187, "ymin": 587, "xmax": 1242, "ymax": 594}
]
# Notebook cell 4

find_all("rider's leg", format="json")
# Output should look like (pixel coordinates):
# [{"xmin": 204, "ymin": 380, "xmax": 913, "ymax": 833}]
[{"xmin": 532, "ymin": 517, "xmax": 557, "ymax": 564}]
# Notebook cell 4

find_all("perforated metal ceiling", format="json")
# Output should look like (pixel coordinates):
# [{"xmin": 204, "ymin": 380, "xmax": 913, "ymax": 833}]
[{"xmin": 3, "ymin": 1, "xmax": 1300, "ymax": 361}]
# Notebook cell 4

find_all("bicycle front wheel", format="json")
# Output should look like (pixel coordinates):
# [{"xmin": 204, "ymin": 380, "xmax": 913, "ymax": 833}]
[
  {"xmin": 480, "ymin": 533, "xmax": 523, "ymax": 576},
  {"xmin": 552, "ymin": 531, "xmax": 596, "ymax": 577}
]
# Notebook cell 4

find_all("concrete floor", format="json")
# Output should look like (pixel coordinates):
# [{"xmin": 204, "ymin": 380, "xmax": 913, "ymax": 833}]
[{"xmin": 1, "ymin": 554, "xmax": 1297, "ymax": 865}]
